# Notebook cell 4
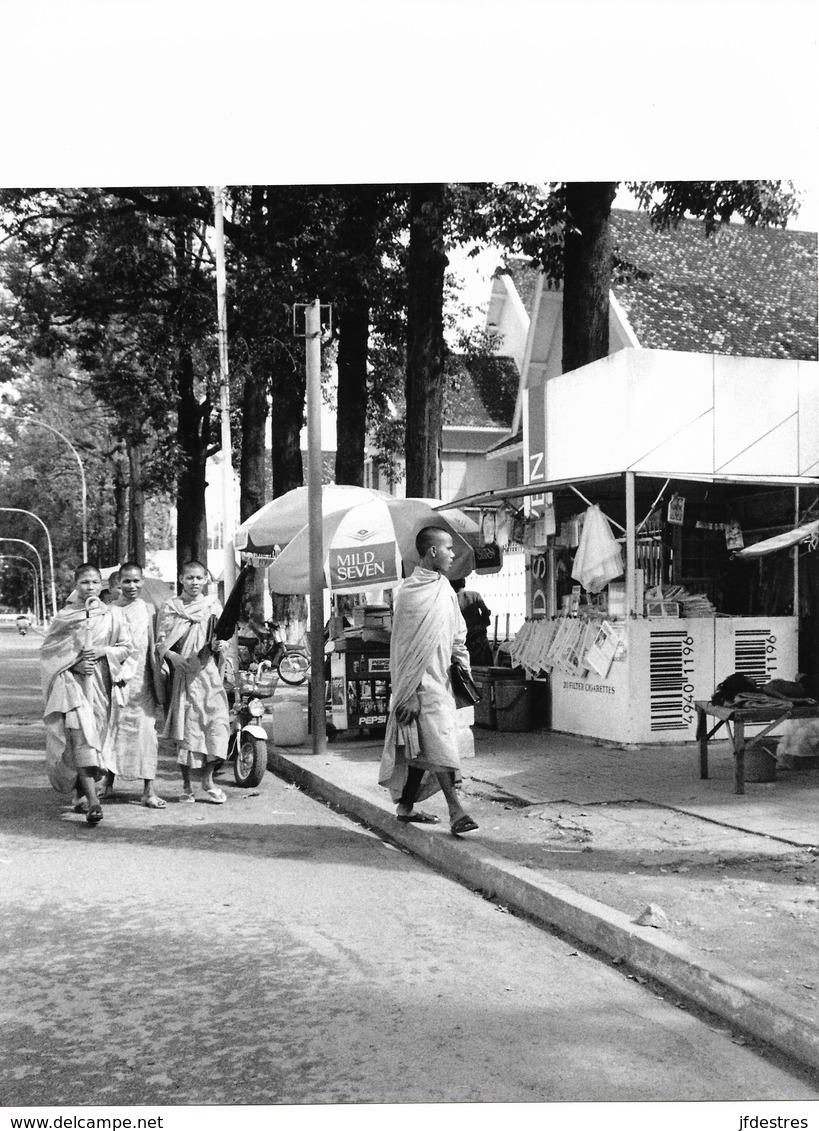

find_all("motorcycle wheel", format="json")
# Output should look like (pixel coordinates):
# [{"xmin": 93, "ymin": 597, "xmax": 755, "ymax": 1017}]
[
  {"xmin": 234, "ymin": 737, "xmax": 267, "ymax": 788},
  {"xmin": 277, "ymin": 652, "xmax": 309, "ymax": 686}
]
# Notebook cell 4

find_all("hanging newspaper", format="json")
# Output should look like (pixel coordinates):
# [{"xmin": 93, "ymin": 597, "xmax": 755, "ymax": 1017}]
[{"xmin": 584, "ymin": 620, "xmax": 619, "ymax": 680}]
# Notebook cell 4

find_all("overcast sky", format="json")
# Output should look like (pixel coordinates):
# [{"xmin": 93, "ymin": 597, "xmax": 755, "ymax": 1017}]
[
  {"xmin": 2, "ymin": 2, "xmax": 815, "ymax": 190},
  {"xmin": 1, "ymin": 0, "xmax": 815, "ymax": 346}
]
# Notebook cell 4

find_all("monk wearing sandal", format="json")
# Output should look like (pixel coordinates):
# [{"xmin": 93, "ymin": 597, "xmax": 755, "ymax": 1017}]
[
  {"xmin": 100, "ymin": 562, "xmax": 167, "ymax": 809},
  {"xmin": 41, "ymin": 563, "xmax": 134, "ymax": 826},
  {"xmin": 379, "ymin": 527, "xmax": 479, "ymax": 836},
  {"xmin": 156, "ymin": 561, "xmax": 230, "ymax": 805}
]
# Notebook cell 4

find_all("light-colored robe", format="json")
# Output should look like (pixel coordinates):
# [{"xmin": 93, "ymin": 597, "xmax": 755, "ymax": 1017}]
[
  {"xmin": 379, "ymin": 567, "xmax": 470, "ymax": 802},
  {"xmin": 41, "ymin": 598, "xmax": 133, "ymax": 793},
  {"xmin": 107, "ymin": 597, "xmax": 164, "ymax": 780},
  {"xmin": 156, "ymin": 594, "xmax": 229, "ymax": 760}
]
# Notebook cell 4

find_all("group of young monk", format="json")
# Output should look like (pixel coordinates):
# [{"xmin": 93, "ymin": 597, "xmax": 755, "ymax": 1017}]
[
  {"xmin": 39, "ymin": 526, "xmax": 481, "ymax": 836},
  {"xmin": 40, "ymin": 560, "xmax": 231, "ymax": 826}
]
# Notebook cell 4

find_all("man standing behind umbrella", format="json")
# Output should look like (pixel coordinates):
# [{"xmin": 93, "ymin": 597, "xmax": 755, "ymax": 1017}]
[{"xmin": 379, "ymin": 527, "xmax": 479, "ymax": 835}]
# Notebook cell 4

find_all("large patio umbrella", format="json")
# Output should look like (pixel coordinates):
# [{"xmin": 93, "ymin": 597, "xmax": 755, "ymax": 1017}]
[
  {"xmin": 264, "ymin": 494, "xmax": 478, "ymax": 595},
  {"xmin": 234, "ymin": 485, "xmax": 378, "ymax": 554}
]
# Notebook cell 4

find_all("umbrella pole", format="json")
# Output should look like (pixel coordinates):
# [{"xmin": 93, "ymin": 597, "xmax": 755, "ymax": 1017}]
[{"xmin": 306, "ymin": 299, "xmax": 327, "ymax": 755}]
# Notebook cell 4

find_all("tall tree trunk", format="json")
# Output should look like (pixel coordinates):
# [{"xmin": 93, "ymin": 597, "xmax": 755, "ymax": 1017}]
[
  {"xmin": 562, "ymin": 182, "xmax": 618, "ymax": 373},
  {"xmin": 239, "ymin": 369, "xmax": 269, "ymax": 625},
  {"xmin": 405, "ymin": 183, "xmax": 447, "ymax": 498},
  {"xmin": 240, "ymin": 369, "xmax": 267, "ymax": 522},
  {"xmin": 127, "ymin": 442, "xmax": 145, "ymax": 564},
  {"xmin": 270, "ymin": 346, "xmax": 305, "ymax": 498},
  {"xmin": 335, "ymin": 298, "xmax": 370, "ymax": 486},
  {"xmin": 114, "ymin": 447, "xmax": 129, "ymax": 564},
  {"xmin": 334, "ymin": 185, "xmax": 383, "ymax": 487},
  {"xmin": 175, "ymin": 346, "xmax": 209, "ymax": 577}
]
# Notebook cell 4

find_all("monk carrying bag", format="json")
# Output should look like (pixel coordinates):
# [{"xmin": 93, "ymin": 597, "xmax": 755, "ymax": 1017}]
[{"xmin": 450, "ymin": 661, "xmax": 482, "ymax": 709}]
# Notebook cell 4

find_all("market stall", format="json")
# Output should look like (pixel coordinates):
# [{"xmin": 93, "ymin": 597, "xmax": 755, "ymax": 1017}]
[
  {"xmin": 235, "ymin": 486, "xmax": 479, "ymax": 739},
  {"xmin": 438, "ymin": 347, "xmax": 819, "ymax": 745}
]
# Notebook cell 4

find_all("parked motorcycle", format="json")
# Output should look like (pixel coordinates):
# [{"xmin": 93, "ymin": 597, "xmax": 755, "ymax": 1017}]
[
  {"xmin": 237, "ymin": 620, "xmax": 311, "ymax": 686},
  {"xmin": 16, "ymin": 615, "xmax": 29, "ymax": 636},
  {"xmin": 222, "ymin": 659, "xmax": 271, "ymax": 788}
]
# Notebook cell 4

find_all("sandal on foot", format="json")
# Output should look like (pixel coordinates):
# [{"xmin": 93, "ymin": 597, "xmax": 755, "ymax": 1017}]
[
  {"xmin": 86, "ymin": 803, "xmax": 103, "ymax": 826},
  {"xmin": 200, "ymin": 786, "xmax": 227, "ymax": 804},
  {"xmin": 72, "ymin": 796, "xmax": 89, "ymax": 814},
  {"xmin": 179, "ymin": 790, "xmax": 196, "ymax": 804},
  {"xmin": 142, "ymin": 796, "xmax": 167, "ymax": 809},
  {"xmin": 397, "ymin": 811, "xmax": 440, "ymax": 824},
  {"xmin": 450, "ymin": 814, "xmax": 479, "ymax": 835}
]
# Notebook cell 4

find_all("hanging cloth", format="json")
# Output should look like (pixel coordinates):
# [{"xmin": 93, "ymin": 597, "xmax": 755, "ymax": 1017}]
[{"xmin": 571, "ymin": 505, "xmax": 624, "ymax": 594}]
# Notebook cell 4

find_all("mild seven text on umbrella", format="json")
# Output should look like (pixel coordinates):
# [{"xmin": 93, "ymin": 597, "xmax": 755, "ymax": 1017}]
[{"xmin": 329, "ymin": 543, "xmax": 399, "ymax": 587}]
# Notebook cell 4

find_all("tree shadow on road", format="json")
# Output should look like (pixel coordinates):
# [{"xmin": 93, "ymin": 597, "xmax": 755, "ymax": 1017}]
[{"xmin": 0, "ymin": 759, "xmax": 410, "ymax": 869}]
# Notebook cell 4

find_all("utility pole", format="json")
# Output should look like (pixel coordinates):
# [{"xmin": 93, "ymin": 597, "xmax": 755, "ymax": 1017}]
[
  {"xmin": 19, "ymin": 418, "xmax": 88, "ymax": 561},
  {"xmin": 296, "ymin": 298, "xmax": 329, "ymax": 756},
  {"xmin": 0, "ymin": 555, "xmax": 41, "ymax": 623},
  {"xmin": 0, "ymin": 538, "xmax": 47, "ymax": 622},
  {"xmin": 213, "ymin": 187, "xmax": 237, "ymax": 650},
  {"xmin": 0, "ymin": 507, "xmax": 57, "ymax": 617}
]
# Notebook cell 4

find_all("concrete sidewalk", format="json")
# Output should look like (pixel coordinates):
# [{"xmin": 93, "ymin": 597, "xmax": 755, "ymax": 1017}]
[{"xmin": 264, "ymin": 720, "xmax": 819, "ymax": 1076}]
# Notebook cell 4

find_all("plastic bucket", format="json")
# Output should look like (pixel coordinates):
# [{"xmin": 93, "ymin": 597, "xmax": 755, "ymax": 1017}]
[
  {"xmin": 744, "ymin": 742, "xmax": 777, "ymax": 783},
  {"xmin": 471, "ymin": 666, "xmax": 495, "ymax": 728},
  {"xmin": 494, "ymin": 680, "xmax": 535, "ymax": 732},
  {"xmin": 271, "ymin": 698, "xmax": 308, "ymax": 746},
  {"xmin": 469, "ymin": 667, "xmax": 536, "ymax": 731}
]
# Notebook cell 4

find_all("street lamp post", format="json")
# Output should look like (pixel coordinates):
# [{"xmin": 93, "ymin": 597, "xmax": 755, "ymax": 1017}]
[
  {"xmin": 0, "ymin": 555, "xmax": 41, "ymax": 623},
  {"xmin": 18, "ymin": 419, "xmax": 88, "ymax": 561},
  {"xmin": 0, "ymin": 538, "xmax": 47, "ymax": 623},
  {"xmin": 0, "ymin": 507, "xmax": 58, "ymax": 617}
]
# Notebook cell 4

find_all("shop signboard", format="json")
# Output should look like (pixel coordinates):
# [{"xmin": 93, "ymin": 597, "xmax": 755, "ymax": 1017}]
[
  {"xmin": 550, "ymin": 654, "xmax": 629, "ymax": 742},
  {"xmin": 530, "ymin": 552, "xmax": 550, "ymax": 618}
]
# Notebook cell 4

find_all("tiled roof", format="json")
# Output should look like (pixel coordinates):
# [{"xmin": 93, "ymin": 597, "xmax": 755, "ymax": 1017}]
[
  {"xmin": 499, "ymin": 209, "xmax": 818, "ymax": 361},
  {"xmin": 610, "ymin": 209, "xmax": 817, "ymax": 361},
  {"xmin": 444, "ymin": 354, "xmax": 519, "ymax": 428},
  {"xmin": 502, "ymin": 261, "xmax": 539, "ymax": 317}
]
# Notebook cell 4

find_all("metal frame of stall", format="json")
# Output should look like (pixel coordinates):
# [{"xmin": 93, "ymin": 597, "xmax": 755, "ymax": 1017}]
[{"xmin": 438, "ymin": 470, "xmax": 812, "ymax": 744}]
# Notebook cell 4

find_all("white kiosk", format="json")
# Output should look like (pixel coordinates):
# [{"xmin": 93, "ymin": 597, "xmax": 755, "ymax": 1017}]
[{"xmin": 445, "ymin": 347, "xmax": 818, "ymax": 745}]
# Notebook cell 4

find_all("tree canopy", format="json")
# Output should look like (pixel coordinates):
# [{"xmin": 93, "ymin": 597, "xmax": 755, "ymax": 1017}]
[{"xmin": 0, "ymin": 180, "xmax": 805, "ymax": 601}]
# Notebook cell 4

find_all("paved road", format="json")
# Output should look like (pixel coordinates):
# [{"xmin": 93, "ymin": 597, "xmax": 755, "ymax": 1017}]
[{"xmin": 1, "ymin": 626, "xmax": 816, "ymax": 1106}]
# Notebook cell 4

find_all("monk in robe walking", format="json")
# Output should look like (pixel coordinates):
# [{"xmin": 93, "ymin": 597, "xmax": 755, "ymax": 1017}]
[
  {"xmin": 100, "ymin": 562, "xmax": 167, "ymax": 808},
  {"xmin": 41, "ymin": 563, "xmax": 134, "ymax": 826},
  {"xmin": 379, "ymin": 527, "xmax": 479, "ymax": 835}
]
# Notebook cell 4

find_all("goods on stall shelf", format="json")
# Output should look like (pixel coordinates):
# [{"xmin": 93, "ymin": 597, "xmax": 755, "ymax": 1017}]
[
  {"xmin": 651, "ymin": 588, "xmax": 714, "ymax": 615},
  {"xmin": 510, "ymin": 615, "xmax": 624, "ymax": 680}
]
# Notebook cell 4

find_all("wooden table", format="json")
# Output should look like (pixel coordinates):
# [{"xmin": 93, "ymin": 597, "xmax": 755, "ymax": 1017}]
[{"xmin": 695, "ymin": 699, "xmax": 819, "ymax": 794}]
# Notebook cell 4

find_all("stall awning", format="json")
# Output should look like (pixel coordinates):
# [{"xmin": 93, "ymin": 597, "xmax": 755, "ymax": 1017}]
[
  {"xmin": 436, "ymin": 471, "xmax": 819, "ymax": 512},
  {"xmin": 734, "ymin": 519, "xmax": 819, "ymax": 559}
]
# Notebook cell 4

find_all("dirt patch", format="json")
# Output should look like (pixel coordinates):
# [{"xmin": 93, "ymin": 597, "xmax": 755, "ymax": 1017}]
[{"xmin": 460, "ymin": 782, "xmax": 819, "ymax": 1010}]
